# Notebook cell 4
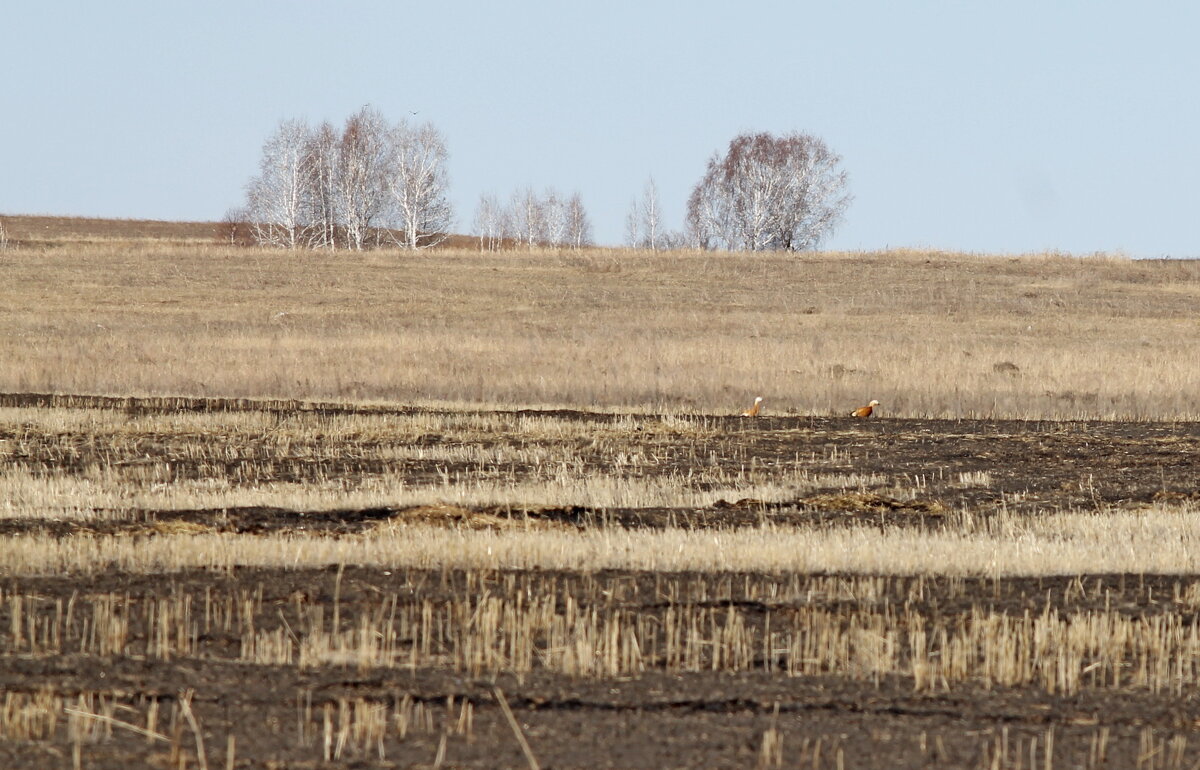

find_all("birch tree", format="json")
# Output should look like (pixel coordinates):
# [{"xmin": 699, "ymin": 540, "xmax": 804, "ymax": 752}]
[
  {"xmin": 337, "ymin": 106, "xmax": 392, "ymax": 250},
  {"xmin": 385, "ymin": 121, "xmax": 452, "ymax": 249},
  {"xmin": 685, "ymin": 174, "xmax": 722, "ymax": 250},
  {"xmin": 626, "ymin": 177, "xmax": 663, "ymax": 250},
  {"xmin": 508, "ymin": 187, "xmax": 543, "ymax": 247},
  {"xmin": 302, "ymin": 121, "xmax": 340, "ymax": 249},
  {"xmin": 686, "ymin": 132, "xmax": 850, "ymax": 251},
  {"xmin": 239, "ymin": 106, "xmax": 455, "ymax": 251},
  {"xmin": 541, "ymin": 188, "xmax": 568, "ymax": 247},
  {"xmin": 624, "ymin": 198, "xmax": 640, "ymax": 249},
  {"xmin": 473, "ymin": 193, "xmax": 505, "ymax": 251},
  {"xmin": 472, "ymin": 189, "xmax": 591, "ymax": 249},
  {"xmin": 640, "ymin": 177, "xmax": 662, "ymax": 250},
  {"xmin": 474, "ymin": 189, "xmax": 590, "ymax": 250},
  {"xmin": 244, "ymin": 119, "xmax": 313, "ymax": 249},
  {"xmin": 564, "ymin": 192, "xmax": 592, "ymax": 249}
]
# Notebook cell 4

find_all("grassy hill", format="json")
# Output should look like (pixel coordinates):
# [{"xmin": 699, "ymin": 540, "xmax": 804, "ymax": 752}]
[
  {"xmin": 2, "ymin": 217, "xmax": 1198, "ymax": 419},
  {"xmin": 0, "ymin": 214, "xmax": 222, "ymax": 244}
]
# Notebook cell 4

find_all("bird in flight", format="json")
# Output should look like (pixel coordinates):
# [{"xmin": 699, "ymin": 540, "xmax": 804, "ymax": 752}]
[
  {"xmin": 741, "ymin": 396, "xmax": 764, "ymax": 417},
  {"xmin": 851, "ymin": 399, "xmax": 880, "ymax": 418}
]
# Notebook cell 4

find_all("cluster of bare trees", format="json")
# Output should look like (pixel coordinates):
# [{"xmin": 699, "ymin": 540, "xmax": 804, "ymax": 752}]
[
  {"xmin": 624, "ymin": 177, "xmax": 689, "ymax": 250},
  {"xmin": 230, "ymin": 115, "xmax": 848, "ymax": 253},
  {"xmin": 685, "ymin": 131, "xmax": 850, "ymax": 251},
  {"xmin": 472, "ymin": 188, "xmax": 593, "ymax": 250},
  {"xmin": 232, "ymin": 106, "xmax": 452, "ymax": 250},
  {"xmin": 583, "ymin": 131, "xmax": 852, "ymax": 253}
]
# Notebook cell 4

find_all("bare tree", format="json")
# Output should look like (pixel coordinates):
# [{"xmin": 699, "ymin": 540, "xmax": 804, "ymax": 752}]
[
  {"xmin": 640, "ymin": 177, "xmax": 662, "ymax": 250},
  {"xmin": 0, "ymin": 217, "xmax": 8, "ymax": 250},
  {"xmin": 238, "ymin": 106, "xmax": 455, "ymax": 251},
  {"xmin": 658, "ymin": 229, "xmax": 688, "ymax": 250},
  {"xmin": 685, "ymin": 132, "xmax": 850, "ymax": 251},
  {"xmin": 624, "ymin": 197, "xmax": 640, "ymax": 249},
  {"xmin": 685, "ymin": 175, "xmax": 722, "ymax": 250},
  {"xmin": 473, "ymin": 193, "xmax": 504, "ymax": 251},
  {"xmin": 385, "ymin": 121, "xmax": 452, "ymax": 249},
  {"xmin": 564, "ymin": 192, "xmax": 592, "ymax": 249},
  {"xmin": 541, "ymin": 188, "xmax": 568, "ymax": 248},
  {"xmin": 301, "ymin": 121, "xmax": 340, "ymax": 249},
  {"xmin": 337, "ymin": 106, "xmax": 392, "ymax": 250},
  {"xmin": 508, "ymin": 187, "xmax": 543, "ymax": 247},
  {"xmin": 218, "ymin": 206, "xmax": 252, "ymax": 246},
  {"xmin": 626, "ymin": 177, "xmax": 663, "ymax": 250},
  {"xmin": 243, "ymin": 119, "xmax": 314, "ymax": 249},
  {"xmin": 475, "ymin": 188, "xmax": 590, "ymax": 250}
]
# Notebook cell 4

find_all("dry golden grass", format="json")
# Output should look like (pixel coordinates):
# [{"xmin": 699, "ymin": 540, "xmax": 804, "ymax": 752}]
[
  {"xmin": 0, "ymin": 214, "xmax": 221, "ymax": 244},
  {"xmin": 2, "ymin": 241, "xmax": 1198, "ymax": 419},
  {"xmin": 0, "ymin": 504, "xmax": 1197, "ymax": 577}
]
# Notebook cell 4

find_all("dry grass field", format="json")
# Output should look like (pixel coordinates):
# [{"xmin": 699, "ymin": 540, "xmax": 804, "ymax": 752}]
[
  {"xmin": 3, "ymin": 215, "xmax": 1199, "ymax": 420},
  {"xmin": 1, "ymin": 216, "xmax": 1200, "ymax": 768}
]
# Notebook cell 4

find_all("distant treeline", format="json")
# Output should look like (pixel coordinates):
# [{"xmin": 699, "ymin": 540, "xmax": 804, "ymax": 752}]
[{"xmin": 228, "ymin": 105, "xmax": 851, "ymax": 252}]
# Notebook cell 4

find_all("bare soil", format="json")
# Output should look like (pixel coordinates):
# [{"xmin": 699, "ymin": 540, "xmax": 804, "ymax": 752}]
[
  {"xmin": 4, "ymin": 568, "xmax": 1200, "ymax": 768},
  {"xmin": 1, "ymin": 392, "xmax": 1198, "ymax": 538},
  {"xmin": 2, "ymin": 397, "xmax": 1200, "ymax": 767}
]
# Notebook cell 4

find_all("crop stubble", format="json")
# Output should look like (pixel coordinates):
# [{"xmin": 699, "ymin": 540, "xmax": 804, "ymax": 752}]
[{"xmin": 1, "ymin": 395, "xmax": 1199, "ymax": 767}]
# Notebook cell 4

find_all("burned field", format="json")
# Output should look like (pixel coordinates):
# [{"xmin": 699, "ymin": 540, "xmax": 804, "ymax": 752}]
[{"xmin": 2, "ymin": 394, "xmax": 1200, "ymax": 768}]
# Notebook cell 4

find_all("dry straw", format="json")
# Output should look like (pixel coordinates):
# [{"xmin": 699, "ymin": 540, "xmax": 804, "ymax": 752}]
[
  {"xmin": 2, "ymin": 244, "xmax": 1198, "ymax": 420},
  {"xmin": 0, "ymin": 505, "xmax": 1199, "ymax": 577},
  {"xmin": 7, "ymin": 570, "xmax": 1200, "ymax": 696}
]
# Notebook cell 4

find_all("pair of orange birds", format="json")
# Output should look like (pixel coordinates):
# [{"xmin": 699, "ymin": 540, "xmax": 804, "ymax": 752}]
[{"xmin": 740, "ymin": 397, "xmax": 879, "ymax": 418}]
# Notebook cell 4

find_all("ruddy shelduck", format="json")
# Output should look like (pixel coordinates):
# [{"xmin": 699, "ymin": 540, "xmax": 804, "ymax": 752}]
[
  {"xmin": 741, "ymin": 396, "xmax": 764, "ymax": 417},
  {"xmin": 851, "ymin": 399, "xmax": 880, "ymax": 418}
]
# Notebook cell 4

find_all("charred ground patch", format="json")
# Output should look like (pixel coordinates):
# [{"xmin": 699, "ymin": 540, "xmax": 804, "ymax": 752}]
[
  {"xmin": 3, "ymin": 395, "xmax": 1200, "ymax": 767},
  {"xmin": 4, "ymin": 568, "xmax": 1200, "ymax": 768}
]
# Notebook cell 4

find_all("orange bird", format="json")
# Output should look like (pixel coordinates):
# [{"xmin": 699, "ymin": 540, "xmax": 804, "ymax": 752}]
[
  {"xmin": 851, "ymin": 399, "xmax": 880, "ymax": 418},
  {"xmin": 741, "ymin": 396, "xmax": 764, "ymax": 417}
]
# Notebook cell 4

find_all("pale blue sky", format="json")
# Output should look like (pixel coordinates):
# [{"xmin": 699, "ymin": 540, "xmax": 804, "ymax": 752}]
[{"xmin": 4, "ymin": 1, "xmax": 1198, "ymax": 256}]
